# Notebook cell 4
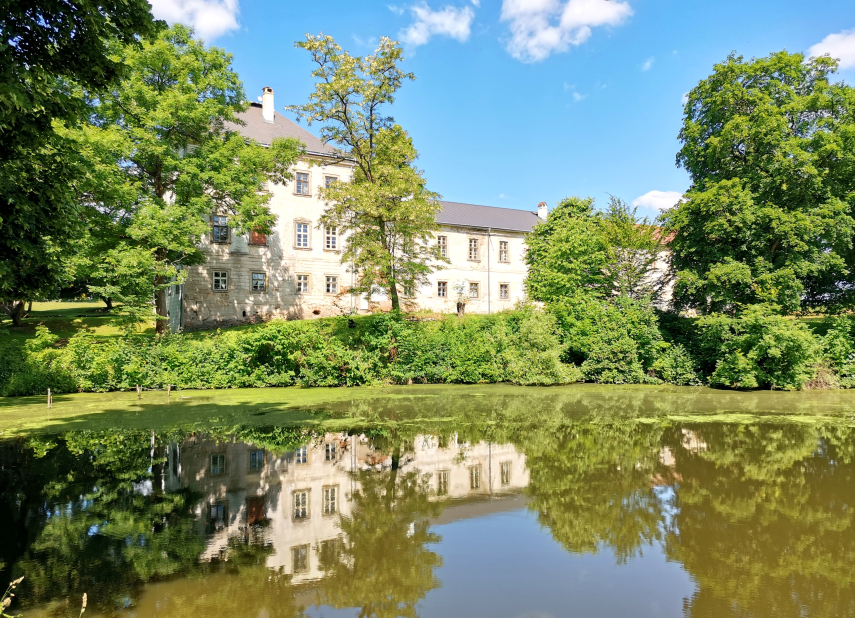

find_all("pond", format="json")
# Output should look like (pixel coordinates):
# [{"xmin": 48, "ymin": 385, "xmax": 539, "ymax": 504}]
[{"xmin": 2, "ymin": 385, "xmax": 855, "ymax": 617}]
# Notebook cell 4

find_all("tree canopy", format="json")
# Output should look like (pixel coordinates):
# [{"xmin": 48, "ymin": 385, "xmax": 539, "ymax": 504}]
[
  {"xmin": 663, "ymin": 51, "xmax": 855, "ymax": 314},
  {"xmin": 288, "ymin": 35, "xmax": 444, "ymax": 311}
]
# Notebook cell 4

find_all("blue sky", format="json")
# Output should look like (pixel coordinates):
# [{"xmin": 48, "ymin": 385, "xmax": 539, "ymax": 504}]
[{"xmin": 151, "ymin": 0, "xmax": 855, "ymax": 216}]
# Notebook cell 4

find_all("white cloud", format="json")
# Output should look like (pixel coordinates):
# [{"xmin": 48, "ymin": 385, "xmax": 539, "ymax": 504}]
[
  {"xmin": 641, "ymin": 56, "xmax": 654, "ymax": 71},
  {"xmin": 471, "ymin": 0, "xmax": 480, "ymax": 5},
  {"xmin": 388, "ymin": 4, "xmax": 406, "ymax": 15},
  {"xmin": 572, "ymin": 91, "xmax": 586, "ymax": 101},
  {"xmin": 400, "ymin": 3, "xmax": 476, "ymax": 47},
  {"xmin": 500, "ymin": 0, "xmax": 632, "ymax": 63},
  {"xmin": 633, "ymin": 190, "xmax": 683, "ymax": 212},
  {"xmin": 808, "ymin": 28, "xmax": 855, "ymax": 70},
  {"xmin": 150, "ymin": 0, "xmax": 239, "ymax": 40}
]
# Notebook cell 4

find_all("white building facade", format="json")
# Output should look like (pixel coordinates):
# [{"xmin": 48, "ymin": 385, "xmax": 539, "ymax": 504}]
[{"xmin": 175, "ymin": 88, "xmax": 544, "ymax": 332}]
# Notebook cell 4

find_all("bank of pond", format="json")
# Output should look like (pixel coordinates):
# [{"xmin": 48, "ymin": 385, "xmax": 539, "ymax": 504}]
[
  {"xmin": 2, "ymin": 303, "xmax": 854, "ymax": 397},
  {"xmin": 2, "ymin": 386, "xmax": 855, "ymax": 617}
]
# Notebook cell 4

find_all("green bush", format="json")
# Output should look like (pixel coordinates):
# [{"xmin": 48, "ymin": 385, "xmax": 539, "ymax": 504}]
[
  {"xmin": 651, "ymin": 343, "xmax": 701, "ymax": 386},
  {"xmin": 698, "ymin": 306, "xmax": 818, "ymax": 390},
  {"xmin": 821, "ymin": 316, "xmax": 855, "ymax": 388}
]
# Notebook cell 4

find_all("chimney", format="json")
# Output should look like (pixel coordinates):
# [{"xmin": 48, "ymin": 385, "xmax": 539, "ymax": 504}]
[
  {"xmin": 261, "ymin": 86, "xmax": 274, "ymax": 124},
  {"xmin": 537, "ymin": 201, "xmax": 548, "ymax": 220}
]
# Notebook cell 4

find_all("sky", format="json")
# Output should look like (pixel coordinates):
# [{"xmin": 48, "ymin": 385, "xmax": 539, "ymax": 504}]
[{"xmin": 149, "ymin": 0, "xmax": 855, "ymax": 217}]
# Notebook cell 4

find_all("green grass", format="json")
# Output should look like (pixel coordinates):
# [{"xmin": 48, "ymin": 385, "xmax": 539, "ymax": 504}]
[{"xmin": 0, "ymin": 301, "xmax": 155, "ymax": 343}]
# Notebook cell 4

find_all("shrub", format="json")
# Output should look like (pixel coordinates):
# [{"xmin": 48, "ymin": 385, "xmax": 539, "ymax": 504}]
[
  {"xmin": 821, "ymin": 316, "xmax": 855, "ymax": 388},
  {"xmin": 699, "ymin": 306, "xmax": 818, "ymax": 390},
  {"xmin": 651, "ymin": 343, "xmax": 701, "ymax": 386}
]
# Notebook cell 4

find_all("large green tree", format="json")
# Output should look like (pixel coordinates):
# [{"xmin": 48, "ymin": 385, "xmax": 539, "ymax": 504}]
[
  {"xmin": 289, "ymin": 35, "xmax": 444, "ymax": 312},
  {"xmin": 663, "ymin": 51, "xmax": 855, "ymax": 314},
  {"xmin": 0, "ymin": 0, "xmax": 157, "ymax": 325},
  {"xmin": 72, "ymin": 25, "xmax": 303, "ymax": 333}
]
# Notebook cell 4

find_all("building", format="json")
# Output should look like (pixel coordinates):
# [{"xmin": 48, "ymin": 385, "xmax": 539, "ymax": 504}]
[{"xmin": 176, "ymin": 87, "xmax": 544, "ymax": 332}]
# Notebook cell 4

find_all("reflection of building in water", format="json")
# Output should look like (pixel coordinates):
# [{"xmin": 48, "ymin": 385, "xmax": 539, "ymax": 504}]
[{"xmin": 163, "ymin": 433, "xmax": 528, "ymax": 582}]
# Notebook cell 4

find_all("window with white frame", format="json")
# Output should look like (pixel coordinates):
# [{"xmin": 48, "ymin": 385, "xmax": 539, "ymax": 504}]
[
  {"xmin": 468, "ymin": 238, "xmax": 479, "ymax": 260},
  {"xmin": 295, "ymin": 172, "xmax": 310, "ymax": 195},
  {"xmin": 293, "ymin": 492, "xmax": 309, "ymax": 520},
  {"xmin": 296, "ymin": 274, "xmax": 309, "ymax": 293},
  {"xmin": 499, "ymin": 283, "xmax": 509, "ymax": 299},
  {"xmin": 212, "ymin": 271, "xmax": 228, "ymax": 292},
  {"xmin": 323, "ymin": 486, "xmax": 337, "ymax": 515},
  {"xmin": 437, "ymin": 470, "xmax": 449, "ymax": 496},
  {"xmin": 295, "ymin": 446, "xmax": 308, "ymax": 465},
  {"xmin": 325, "ymin": 442, "xmax": 337, "ymax": 461},
  {"xmin": 251, "ymin": 272, "xmax": 266, "ymax": 292},
  {"xmin": 325, "ymin": 227, "xmax": 338, "ymax": 250},
  {"xmin": 295, "ymin": 222, "xmax": 309, "ymax": 248},
  {"xmin": 210, "ymin": 454, "xmax": 226, "ymax": 475},
  {"xmin": 501, "ymin": 461, "xmax": 511, "ymax": 486},
  {"xmin": 212, "ymin": 215, "xmax": 229, "ymax": 243},
  {"xmin": 437, "ymin": 236, "xmax": 447, "ymax": 258},
  {"xmin": 326, "ymin": 276, "xmax": 338, "ymax": 294},
  {"xmin": 469, "ymin": 465, "xmax": 481, "ymax": 490},
  {"xmin": 469, "ymin": 282, "xmax": 479, "ymax": 299},
  {"xmin": 437, "ymin": 281, "xmax": 448, "ymax": 297},
  {"xmin": 499, "ymin": 240, "xmax": 509, "ymax": 263},
  {"xmin": 292, "ymin": 545, "xmax": 309, "ymax": 572},
  {"xmin": 250, "ymin": 450, "xmax": 264, "ymax": 471}
]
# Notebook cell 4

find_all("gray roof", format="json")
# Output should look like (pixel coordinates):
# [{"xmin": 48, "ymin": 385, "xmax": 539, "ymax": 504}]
[
  {"xmin": 225, "ymin": 103, "xmax": 341, "ymax": 157},
  {"xmin": 436, "ymin": 200, "xmax": 540, "ymax": 233}
]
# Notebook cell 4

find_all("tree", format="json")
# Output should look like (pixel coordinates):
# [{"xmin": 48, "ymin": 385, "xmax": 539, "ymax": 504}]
[
  {"xmin": 662, "ymin": 51, "xmax": 855, "ymax": 314},
  {"xmin": 288, "ymin": 35, "xmax": 445, "ymax": 312},
  {"xmin": 524, "ymin": 196, "xmax": 610, "ymax": 304},
  {"xmin": 0, "ymin": 0, "xmax": 158, "ymax": 326},
  {"xmin": 601, "ymin": 196, "xmax": 670, "ymax": 303},
  {"xmin": 72, "ymin": 25, "xmax": 303, "ymax": 333}
]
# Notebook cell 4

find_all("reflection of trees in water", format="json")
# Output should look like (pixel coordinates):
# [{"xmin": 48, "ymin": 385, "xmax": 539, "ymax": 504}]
[
  {"xmin": 0, "ymin": 431, "xmax": 205, "ymax": 615},
  {"xmin": 314, "ymin": 468, "xmax": 444, "ymax": 618},
  {"xmin": 663, "ymin": 424, "xmax": 855, "ymax": 618}
]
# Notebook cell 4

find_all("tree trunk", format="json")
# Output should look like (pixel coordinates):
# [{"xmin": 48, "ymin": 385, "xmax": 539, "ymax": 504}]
[
  {"xmin": 154, "ymin": 276, "xmax": 168, "ymax": 335},
  {"xmin": 103, "ymin": 297, "xmax": 113, "ymax": 311},
  {"xmin": 5, "ymin": 301, "xmax": 26, "ymax": 327},
  {"xmin": 457, "ymin": 302, "xmax": 465, "ymax": 318},
  {"xmin": 388, "ymin": 278, "xmax": 400, "ymax": 312},
  {"xmin": 26, "ymin": 300, "xmax": 32, "ymax": 314}
]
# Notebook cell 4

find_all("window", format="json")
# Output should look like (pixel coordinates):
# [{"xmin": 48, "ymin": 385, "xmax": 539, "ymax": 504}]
[
  {"xmin": 437, "ymin": 470, "xmax": 449, "ymax": 496},
  {"xmin": 210, "ymin": 454, "xmax": 226, "ymax": 475},
  {"xmin": 499, "ymin": 283, "xmax": 509, "ymax": 300},
  {"xmin": 251, "ymin": 272, "xmax": 266, "ymax": 292},
  {"xmin": 323, "ymin": 486, "xmax": 337, "ymax": 515},
  {"xmin": 318, "ymin": 538, "xmax": 342, "ymax": 571},
  {"xmin": 437, "ymin": 236, "xmax": 447, "ymax": 258},
  {"xmin": 326, "ymin": 276, "xmax": 338, "ymax": 294},
  {"xmin": 468, "ymin": 238, "xmax": 479, "ymax": 260},
  {"xmin": 293, "ymin": 491, "xmax": 309, "ymax": 520},
  {"xmin": 501, "ymin": 461, "xmax": 511, "ymax": 486},
  {"xmin": 207, "ymin": 502, "xmax": 227, "ymax": 533},
  {"xmin": 469, "ymin": 282, "xmax": 479, "ymax": 299},
  {"xmin": 295, "ymin": 222, "xmax": 309, "ymax": 248},
  {"xmin": 499, "ymin": 240, "xmax": 509, "ymax": 263},
  {"xmin": 250, "ymin": 230, "xmax": 267, "ymax": 245},
  {"xmin": 437, "ymin": 281, "xmax": 448, "ymax": 298},
  {"xmin": 325, "ymin": 227, "xmax": 338, "ymax": 250},
  {"xmin": 325, "ymin": 442, "xmax": 337, "ymax": 462},
  {"xmin": 212, "ymin": 215, "xmax": 229, "ymax": 243},
  {"xmin": 212, "ymin": 270, "xmax": 228, "ymax": 292},
  {"xmin": 250, "ymin": 450, "xmax": 264, "ymax": 471},
  {"xmin": 469, "ymin": 465, "xmax": 481, "ymax": 490},
  {"xmin": 324, "ymin": 175, "xmax": 337, "ymax": 188},
  {"xmin": 295, "ymin": 172, "xmax": 310, "ymax": 195},
  {"xmin": 296, "ymin": 274, "xmax": 310, "ymax": 293},
  {"xmin": 295, "ymin": 446, "xmax": 308, "ymax": 465},
  {"xmin": 292, "ymin": 545, "xmax": 309, "ymax": 573}
]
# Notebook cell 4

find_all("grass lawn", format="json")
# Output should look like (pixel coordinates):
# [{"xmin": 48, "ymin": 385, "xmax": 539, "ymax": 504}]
[{"xmin": 0, "ymin": 301, "xmax": 155, "ymax": 343}]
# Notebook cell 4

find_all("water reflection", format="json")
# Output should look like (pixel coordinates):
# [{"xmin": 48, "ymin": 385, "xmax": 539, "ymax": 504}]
[{"xmin": 1, "ymin": 420, "xmax": 854, "ymax": 617}]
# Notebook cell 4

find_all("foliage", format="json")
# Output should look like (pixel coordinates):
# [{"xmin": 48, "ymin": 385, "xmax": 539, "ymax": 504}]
[
  {"xmin": 0, "ymin": 0, "xmax": 157, "ymax": 314},
  {"xmin": 288, "ymin": 35, "xmax": 444, "ymax": 311},
  {"xmin": 663, "ymin": 51, "xmax": 855, "ymax": 314},
  {"xmin": 69, "ymin": 25, "xmax": 303, "ymax": 332},
  {"xmin": 524, "ymin": 196, "xmax": 610, "ymax": 303},
  {"xmin": 698, "ymin": 306, "xmax": 819, "ymax": 390},
  {"xmin": 821, "ymin": 316, "xmax": 855, "ymax": 388}
]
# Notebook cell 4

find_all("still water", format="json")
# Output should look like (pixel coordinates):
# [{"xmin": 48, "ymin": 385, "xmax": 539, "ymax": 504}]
[{"xmin": 2, "ymin": 386, "xmax": 855, "ymax": 617}]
